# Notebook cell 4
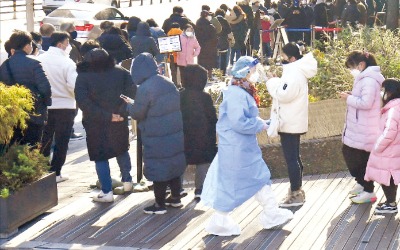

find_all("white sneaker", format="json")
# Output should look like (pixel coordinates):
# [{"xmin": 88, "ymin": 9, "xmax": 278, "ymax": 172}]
[
  {"xmin": 349, "ymin": 183, "xmax": 364, "ymax": 195},
  {"xmin": 350, "ymin": 191, "xmax": 377, "ymax": 204},
  {"xmin": 56, "ymin": 175, "xmax": 69, "ymax": 183},
  {"xmin": 123, "ymin": 182, "xmax": 133, "ymax": 192},
  {"xmin": 93, "ymin": 191, "xmax": 114, "ymax": 202}
]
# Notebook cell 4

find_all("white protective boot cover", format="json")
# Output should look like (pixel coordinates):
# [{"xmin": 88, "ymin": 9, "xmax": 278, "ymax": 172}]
[
  {"xmin": 255, "ymin": 185, "xmax": 294, "ymax": 229},
  {"xmin": 205, "ymin": 210, "xmax": 241, "ymax": 236}
]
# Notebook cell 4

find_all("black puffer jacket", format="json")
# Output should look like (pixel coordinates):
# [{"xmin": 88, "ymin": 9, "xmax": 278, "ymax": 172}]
[
  {"xmin": 180, "ymin": 65, "xmax": 217, "ymax": 164},
  {"xmin": 98, "ymin": 33, "xmax": 132, "ymax": 63},
  {"xmin": 0, "ymin": 50, "xmax": 51, "ymax": 125},
  {"xmin": 75, "ymin": 63, "xmax": 136, "ymax": 161},
  {"xmin": 127, "ymin": 53, "xmax": 186, "ymax": 182},
  {"xmin": 130, "ymin": 22, "xmax": 160, "ymax": 60},
  {"xmin": 195, "ymin": 17, "xmax": 218, "ymax": 70}
]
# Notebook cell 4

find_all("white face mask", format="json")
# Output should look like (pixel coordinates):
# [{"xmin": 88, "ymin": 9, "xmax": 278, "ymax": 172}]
[
  {"xmin": 64, "ymin": 44, "xmax": 72, "ymax": 56},
  {"xmin": 185, "ymin": 31, "xmax": 193, "ymax": 37},
  {"xmin": 207, "ymin": 16, "xmax": 212, "ymax": 21},
  {"xmin": 248, "ymin": 72, "xmax": 260, "ymax": 83},
  {"xmin": 350, "ymin": 69, "xmax": 360, "ymax": 78}
]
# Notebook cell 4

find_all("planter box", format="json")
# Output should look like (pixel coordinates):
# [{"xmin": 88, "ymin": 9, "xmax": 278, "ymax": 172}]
[{"xmin": 0, "ymin": 173, "xmax": 58, "ymax": 238}]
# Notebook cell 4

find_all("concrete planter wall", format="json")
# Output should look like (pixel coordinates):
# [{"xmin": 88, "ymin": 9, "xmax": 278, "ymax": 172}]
[
  {"xmin": 0, "ymin": 173, "xmax": 58, "ymax": 238},
  {"xmin": 259, "ymin": 99, "xmax": 348, "ymax": 178}
]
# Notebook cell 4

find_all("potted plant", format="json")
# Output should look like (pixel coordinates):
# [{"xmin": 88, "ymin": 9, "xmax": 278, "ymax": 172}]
[{"xmin": 0, "ymin": 82, "xmax": 58, "ymax": 238}]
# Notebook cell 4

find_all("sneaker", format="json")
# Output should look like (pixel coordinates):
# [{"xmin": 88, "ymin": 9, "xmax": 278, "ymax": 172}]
[
  {"xmin": 350, "ymin": 191, "xmax": 377, "ymax": 204},
  {"xmin": 123, "ymin": 182, "xmax": 133, "ymax": 192},
  {"xmin": 279, "ymin": 189, "xmax": 305, "ymax": 207},
  {"xmin": 93, "ymin": 191, "xmax": 114, "ymax": 202},
  {"xmin": 375, "ymin": 202, "xmax": 398, "ymax": 214},
  {"xmin": 56, "ymin": 175, "xmax": 69, "ymax": 183},
  {"xmin": 349, "ymin": 183, "xmax": 364, "ymax": 196},
  {"xmin": 70, "ymin": 132, "xmax": 84, "ymax": 141},
  {"xmin": 165, "ymin": 196, "xmax": 183, "ymax": 208},
  {"xmin": 144, "ymin": 203, "xmax": 167, "ymax": 214}
]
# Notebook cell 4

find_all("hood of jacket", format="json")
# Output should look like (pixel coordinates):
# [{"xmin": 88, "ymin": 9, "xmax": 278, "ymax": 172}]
[
  {"xmin": 355, "ymin": 66, "xmax": 385, "ymax": 86},
  {"xmin": 131, "ymin": 52, "xmax": 158, "ymax": 85},
  {"xmin": 136, "ymin": 22, "xmax": 151, "ymax": 37},
  {"xmin": 282, "ymin": 52, "xmax": 317, "ymax": 79},
  {"xmin": 167, "ymin": 28, "xmax": 183, "ymax": 36},
  {"xmin": 182, "ymin": 65, "xmax": 207, "ymax": 91},
  {"xmin": 382, "ymin": 98, "xmax": 400, "ymax": 114}
]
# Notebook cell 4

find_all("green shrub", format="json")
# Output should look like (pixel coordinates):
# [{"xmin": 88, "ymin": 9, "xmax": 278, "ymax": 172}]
[
  {"xmin": 0, "ymin": 144, "xmax": 50, "ymax": 198},
  {"xmin": 0, "ymin": 83, "xmax": 34, "ymax": 144}
]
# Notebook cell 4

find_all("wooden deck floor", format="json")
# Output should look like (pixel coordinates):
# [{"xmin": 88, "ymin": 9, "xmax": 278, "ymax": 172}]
[{"xmin": 5, "ymin": 172, "xmax": 400, "ymax": 250}]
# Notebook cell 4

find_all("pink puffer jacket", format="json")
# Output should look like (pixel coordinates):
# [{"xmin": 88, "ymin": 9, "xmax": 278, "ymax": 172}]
[
  {"xmin": 177, "ymin": 34, "xmax": 201, "ymax": 67},
  {"xmin": 365, "ymin": 99, "xmax": 400, "ymax": 186},
  {"xmin": 342, "ymin": 66, "xmax": 384, "ymax": 152}
]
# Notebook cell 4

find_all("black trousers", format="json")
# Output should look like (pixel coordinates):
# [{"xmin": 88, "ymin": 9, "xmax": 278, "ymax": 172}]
[
  {"xmin": 342, "ymin": 144, "xmax": 374, "ymax": 193},
  {"xmin": 153, "ymin": 176, "xmax": 181, "ymax": 207},
  {"xmin": 41, "ymin": 109, "xmax": 75, "ymax": 176},
  {"xmin": 382, "ymin": 177, "xmax": 398, "ymax": 204},
  {"xmin": 280, "ymin": 133, "xmax": 304, "ymax": 191},
  {"xmin": 10, "ymin": 121, "xmax": 44, "ymax": 148}
]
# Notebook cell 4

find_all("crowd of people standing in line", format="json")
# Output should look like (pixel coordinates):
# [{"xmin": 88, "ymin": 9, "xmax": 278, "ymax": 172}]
[{"xmin": 1, "ymin": 0, "xmax": 400, "ymax": 236}]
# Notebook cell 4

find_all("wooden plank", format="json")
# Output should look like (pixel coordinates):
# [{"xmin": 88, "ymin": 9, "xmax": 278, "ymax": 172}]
[
  {"xmin": 244, "ymin": 174, "xmax": 322, "ymax": 249},
  {"xmin": 64, "ymin": 193, "xmax": 151, "ymax": 245},
  {"xmin": 288, "ymin": 172, "xmax": 350, "ymax": 249},
  {"xmin": 342, "ymin": 186, "xmax": 384, "ymax": 249},
  {"xmin": 309, "ymin": 173, "xmax": 356, "ymax": 249},
  {"xmin": 221, "ymin": 178, "xmax": 291, "ymax": 249},
  {"xmin": 273, "ymin": 173, "xmax": 340, "ymax": 249}
]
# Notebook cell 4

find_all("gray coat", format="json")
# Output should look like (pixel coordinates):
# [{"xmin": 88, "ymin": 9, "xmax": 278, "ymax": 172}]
[{"xmin": 127, "ymin": 53, "xmax": 186, "ymax": 182}]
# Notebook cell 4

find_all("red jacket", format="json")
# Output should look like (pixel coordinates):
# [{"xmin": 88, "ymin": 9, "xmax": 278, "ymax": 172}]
[{"xmin": 261, "ymin": 19, "xmax": 271, "ymax": 43}]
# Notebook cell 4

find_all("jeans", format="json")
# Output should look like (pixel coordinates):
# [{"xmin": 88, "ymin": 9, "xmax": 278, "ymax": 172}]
[
  {"xmin": 41, "ymin": 109, "xmax": 75, "ymax": 176},
  {"xmin": 95, "ymin": 151, "xmax": 132, "ymax": 193},
  {"xmin": 253, "ymin": 29, "xmax": 261, "ymax": 51},
  {"xmin": 342, "ymin": 144, "xmax": 374, "ymax": 193},
  {"xmin": 153, "ymin": 176, "xmax": 181, "ymax": 206},
  {"xmin": 230, "ymin": 48, "xmax": 242, "ymax": 65},
  {"xmin": 217, "ymin": 50, "xmax": 228, "ymax": 75},
  {"xmin": 280, "ymin": 133, "xmax": 304, "ymax": 191}
]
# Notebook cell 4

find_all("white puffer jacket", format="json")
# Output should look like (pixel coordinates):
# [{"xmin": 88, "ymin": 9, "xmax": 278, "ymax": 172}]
[{"xmin": 266, "ymin": 52, "xmax": 318, "ymax": 134}]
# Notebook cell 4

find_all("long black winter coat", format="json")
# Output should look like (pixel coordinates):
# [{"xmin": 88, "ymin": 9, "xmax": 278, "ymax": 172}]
[
  {"xmin": 127, "ymin": 53, "xmax": 186, "ymax": 182},
  {"xmin": 98, "ymin": 33, "xmax": 132, "ymax": 63},
  {"xmin": 75, "ymin": 65, "xmax": 136, "ymax": 161},
  {"xmin": 130, "ymin": 22, "xmax": 160, "ymax": 60},
  {"xmin": 216, "ymin": 16, "xmax": 232, "ymax": 51},
  {"xmin": 0, "ymin": 50, "xmax": 52, "ymax": 125},
  {"xmin": 195, "ymin": 17, "xmax": 218, "ymax": 70},
  {"xmin": 180, "ymin": 65, "xmax": 217, "ymax": 164}
]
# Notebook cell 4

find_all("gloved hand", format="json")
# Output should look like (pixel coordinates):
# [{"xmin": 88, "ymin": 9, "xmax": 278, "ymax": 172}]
[{"xmin": 263, "ymin": 119, "xmax": 271, "ymax": 130}]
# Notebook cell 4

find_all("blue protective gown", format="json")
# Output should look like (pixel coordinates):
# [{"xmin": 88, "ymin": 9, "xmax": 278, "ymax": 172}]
[{"xmin": 201, "ymin": 85, "xmax": 272, "ymax": 212}]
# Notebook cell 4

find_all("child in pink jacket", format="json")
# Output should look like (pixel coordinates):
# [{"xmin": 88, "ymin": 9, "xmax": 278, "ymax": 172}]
[
  {"xmin": 177, "ymin": 24, "xmax": 201, "ymax": 76},
  {"xmin": 365, "ymin": 79, "xmax": 400, "ymax": 214}
]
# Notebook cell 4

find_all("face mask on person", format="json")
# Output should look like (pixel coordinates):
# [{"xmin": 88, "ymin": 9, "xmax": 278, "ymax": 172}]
[
  {"xmin": 64, "ymin": 44, "xmax": 72, "ymax": 56},
  {"xmin": 185, "ymin": 31, "xmax": 193, "ymax": 37},
  {"xmin": 207, "ymin": 16, "xmax": 212, "ymax": 21},
  {"xmin": 69, "ymin": 31, "xmax": 78, "ymax": 40},
  {"xmin": 248, "ymin": 72, "xmax": 260, "ymax": 83},
  {"xmin": 350, "ymin": 69, "xmax": 361, "ymax": 78}
]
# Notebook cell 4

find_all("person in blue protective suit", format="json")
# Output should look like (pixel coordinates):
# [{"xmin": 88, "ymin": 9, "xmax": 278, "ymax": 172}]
[{"xmin": 201, "ymin": 56, "xmax": 293, "ymax": 236}]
